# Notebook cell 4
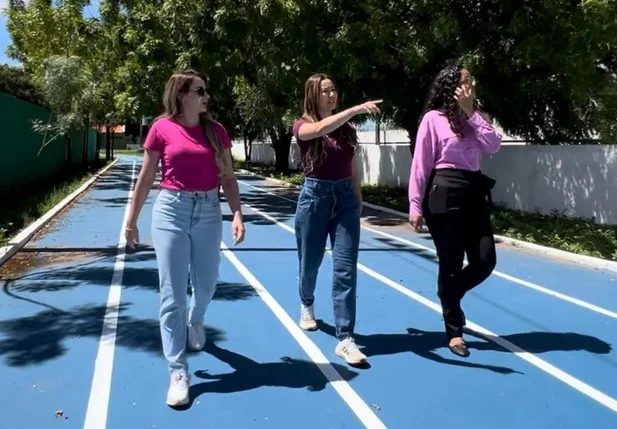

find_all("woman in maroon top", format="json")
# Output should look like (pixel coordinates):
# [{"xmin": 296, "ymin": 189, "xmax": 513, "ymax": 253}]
[{"xmin": 292, "ymin": 73, "xmax": 381, "ymax": 366}]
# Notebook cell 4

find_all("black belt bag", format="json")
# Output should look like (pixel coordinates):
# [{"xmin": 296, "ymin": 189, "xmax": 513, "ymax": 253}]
[{"xmin": 424, "ymin": 169, "xmax": 495, "ymax": 215}]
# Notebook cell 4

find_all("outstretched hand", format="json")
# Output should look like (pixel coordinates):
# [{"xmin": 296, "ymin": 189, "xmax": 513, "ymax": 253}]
[{"xmin": 355, "ymin": 99, "xmax": 383, "ymax": 116}]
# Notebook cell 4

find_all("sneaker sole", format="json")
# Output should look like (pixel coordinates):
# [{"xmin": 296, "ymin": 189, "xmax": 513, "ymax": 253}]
[
  {"xmin": 166, "ymin": 396, "xmax": 190, "ymax": 407},
  {"xmin": 187, "ymin": 342, "xmax": 204, "ymax": 351},
  {"xmin": 299, "ymin": 321, "xmax": 318, "ymax": 331}
]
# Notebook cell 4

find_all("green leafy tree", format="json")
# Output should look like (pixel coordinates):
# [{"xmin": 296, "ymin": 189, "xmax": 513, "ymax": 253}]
[
  {"xmin": 321, "ymin": 0, "xmax": 617, "ymax": 148},
  {"xmin": 32, "ymin": 55, "xmax": 86, "ymax": 163},
  {"xmin": 6, "ymin": 0, "xmax": 113, "ymax": 164}
]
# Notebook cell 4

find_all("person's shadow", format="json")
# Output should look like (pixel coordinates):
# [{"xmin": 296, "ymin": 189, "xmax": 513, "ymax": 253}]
[
  {"xmin": 317, "ymin": 320, "xmax": 521, "ymax": 375},
  {"xmin": 180, "ymin": 342, "xmax": 360, "ymax": 408},
  {"xmin": 317, "ymin": 320, "xmax": 613, "ymax": 374}
]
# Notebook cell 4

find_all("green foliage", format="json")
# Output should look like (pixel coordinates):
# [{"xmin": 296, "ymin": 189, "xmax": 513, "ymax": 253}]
[
  {"xmin": 4, "ymin": 0, "xmax": 616, "ymax": 148},
  {"xmin": 317, "ymin": 0, "xmax": 617, "ymax": 144},
  {"xmin": 6, "ymin": 0, "xmax": 94, "ymax": 74},
  {"xmin": 0, "ymin": 159, "xmax": 110, "ymax": 246},
  {"xmin": 0, "ymin": 64, "xmax": 46, "ymax": 107},
  {"xmin": 31, "ymin": 55, "xmax": 87, "ymax": 149}
]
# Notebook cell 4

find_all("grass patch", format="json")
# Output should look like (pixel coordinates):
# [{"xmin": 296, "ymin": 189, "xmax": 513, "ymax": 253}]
[
  {"xmin": 236, "ymin": 161, "xmax": 304, "ymax": 186},
  {"xmin": 0, "ymin": 160, "xmax": 111, "ymax": 246},
  {"xmin": 98, "ymin": 149, "xmax": 142, "ymax": 156},
  {"xmin": 235, "ymin": 160, "xmax": 617, "ymax": 261}
]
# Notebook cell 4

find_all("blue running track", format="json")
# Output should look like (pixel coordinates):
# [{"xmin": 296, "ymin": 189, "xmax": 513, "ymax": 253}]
[{"xmin": 1, "ymin": 156, "xmax": 616, "ymax": 428}]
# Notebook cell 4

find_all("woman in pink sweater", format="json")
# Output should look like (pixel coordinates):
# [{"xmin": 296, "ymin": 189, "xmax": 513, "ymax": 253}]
[{"xmin": 408, "ymin": 65, "xmax": 502, "ymax": 358}]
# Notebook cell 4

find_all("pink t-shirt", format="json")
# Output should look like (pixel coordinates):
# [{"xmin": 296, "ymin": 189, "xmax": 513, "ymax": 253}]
[
  {"xmin": 408, "ymin": 109, "xmax": 502, "ymax": 216},
  {"xmin": 143, "ymin": 117, "xmax": 233, "ymax": 192}
]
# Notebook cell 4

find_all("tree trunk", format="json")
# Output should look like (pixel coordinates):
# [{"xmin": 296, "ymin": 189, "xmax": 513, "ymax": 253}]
[
  {"xmin": 95, "ymin": 130, "xmax": 101, "ymax": 163},
  {"xmin": 111, "ymin": 131, "xmax": 116, "ymax": 158},
  {"xmin": 105, "ymin": 125, "xmax": 111, "ymax": 161},
  {"xmin": 82, "ymin": 127, "xmax": 88, "ymax": 167},
  {"xmin": 243, "ymin": 131, "xmax": 251, "ymax": 165},
  {"xmin": 269, "ymin": 125, "xmax": 292, "ymax": 173},
  {"xmin": 65, "ymin": 134, "xmax": 72, "ymax": 166}
]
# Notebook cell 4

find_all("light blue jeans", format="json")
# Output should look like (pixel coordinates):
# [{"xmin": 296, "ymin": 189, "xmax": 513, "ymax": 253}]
[{"xmin": 151, "ymin": 188, "xmax": 222, "ymax": 374}]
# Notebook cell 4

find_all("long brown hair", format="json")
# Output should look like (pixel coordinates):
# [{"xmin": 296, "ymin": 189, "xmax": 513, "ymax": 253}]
[
  {"xmin": 156, "ymin": 69, "xmax": 231, "ymax": 179},
  {"xmin": 301, "ymin": 73, "xmax": 357, "ymax": 174}
]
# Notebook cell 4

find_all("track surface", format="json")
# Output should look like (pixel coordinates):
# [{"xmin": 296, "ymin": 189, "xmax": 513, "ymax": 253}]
[{"xmin": 1, "ymin": 156, "xmax": 616, "ymax": 428}]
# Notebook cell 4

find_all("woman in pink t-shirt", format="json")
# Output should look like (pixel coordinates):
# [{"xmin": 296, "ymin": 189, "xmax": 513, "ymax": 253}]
[
  {"xmin": 293, "ymin": 73, "xmax": 382, "ymax": 366},
  {"xmin": 408, "ymin": 65, "xmax": 502, "ymax": 358},
  {"xmin": 124, "ymin": 69, "xmax": 245, "ymax": 407}
]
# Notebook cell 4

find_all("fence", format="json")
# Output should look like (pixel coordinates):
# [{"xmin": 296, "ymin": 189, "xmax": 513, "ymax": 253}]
[{"xmin": 0, "ymin": 92, "xmax": 98, "ymax": 193}]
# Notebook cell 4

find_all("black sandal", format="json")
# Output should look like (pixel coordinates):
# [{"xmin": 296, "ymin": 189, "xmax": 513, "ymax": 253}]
[{"xmin": 448, "ymin": 342, "xmax": 470, "ymax": 358}]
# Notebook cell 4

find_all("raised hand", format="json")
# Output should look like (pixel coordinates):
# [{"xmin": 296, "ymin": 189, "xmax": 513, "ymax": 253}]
[{"xmin": 454, "ymin": 86, "xmax": 474, "ymax": 117}]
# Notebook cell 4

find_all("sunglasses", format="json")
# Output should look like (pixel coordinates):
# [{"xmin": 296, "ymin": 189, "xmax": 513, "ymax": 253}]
[{"xmin": 193, "ymin": 86, "xmax": 207, "ymax": 97}]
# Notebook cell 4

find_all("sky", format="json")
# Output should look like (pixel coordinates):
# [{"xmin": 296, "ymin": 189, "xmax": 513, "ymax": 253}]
[
  {"xmin": 0, "ymin": 0, "xmax": 16, "ymax": 66},
  {"xmin": 0, "ymin": 1, "xmax": 100, "ymax": 66}
]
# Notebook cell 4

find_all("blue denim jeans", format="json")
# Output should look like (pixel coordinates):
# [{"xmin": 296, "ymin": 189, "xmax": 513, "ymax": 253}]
[
  {"xmin": 294, "ymin": 177, "xmax": 361, "ymax": 341},
  {"xmin": 151, "ymin": 188, "xmax": 222, "ymax": 374}
]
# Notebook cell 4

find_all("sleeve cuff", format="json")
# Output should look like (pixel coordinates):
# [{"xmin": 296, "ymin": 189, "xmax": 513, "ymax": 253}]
[
  {"xmin": 466, "ymin": 111, "xmax": 486, "ymax": 126},
  {"xmin": 409, "ymin": 204, "xmax": 423, "ymax": 217}
]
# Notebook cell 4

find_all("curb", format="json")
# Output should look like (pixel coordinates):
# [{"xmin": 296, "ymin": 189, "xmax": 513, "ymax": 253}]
[
  {"xmin": 236, "ymin": 168, "xmax": 617, "ymax": 273},
  {"xmin": 0, "ymin": 158, "xmax": 120, "ymax": 267}
]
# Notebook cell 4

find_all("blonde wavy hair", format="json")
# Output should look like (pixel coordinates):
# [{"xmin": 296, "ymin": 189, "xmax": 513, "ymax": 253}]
[{"xmin": 157, "ymin": 69, "xmax": 231, "ymax": 179}]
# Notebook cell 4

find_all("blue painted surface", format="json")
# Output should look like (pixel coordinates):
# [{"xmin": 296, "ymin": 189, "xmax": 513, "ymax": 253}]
[
  {"xmin": 0, "ymin": 161, "xmax": 131, "ymax": 428},
  {"xmin": 0, "ymin": 156, "xmax": 616, "ymax": 428},
  {"xmin": 106, "ymin": 175, "xmax": 364, "ymax": 428}
]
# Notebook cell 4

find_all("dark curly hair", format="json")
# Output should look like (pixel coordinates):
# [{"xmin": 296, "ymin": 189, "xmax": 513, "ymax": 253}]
[{"xmin": 421, "ymin": 64, "xmax": 469, "ymax": 137}]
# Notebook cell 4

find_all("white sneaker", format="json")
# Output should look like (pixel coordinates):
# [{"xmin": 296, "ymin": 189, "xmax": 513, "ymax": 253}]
[
  {"xmin": 335, "ymin": 338, "xmax": 367, "ymax": 365},
  {"xmin": 188, "ymin": 323, "xmax": 206, "ymax": 351},
  {"xmin": 166, "ymin": 372, "xmax": 190, "ymax": 407},
  {"xmin": 299, "ymin": 304, "xmax": 317, "ymax": 331}
]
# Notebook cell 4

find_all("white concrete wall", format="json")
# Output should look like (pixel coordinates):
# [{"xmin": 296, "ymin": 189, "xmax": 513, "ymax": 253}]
[
  {"xmin": 482, "ymin": 145, "xmax": 617, "ymax": 224},
  {"xmin": 232, "ymin": 140, "xmax": 617, "ymax": 225}
]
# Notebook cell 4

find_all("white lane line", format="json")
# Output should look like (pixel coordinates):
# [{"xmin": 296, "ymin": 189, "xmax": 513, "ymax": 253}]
[
  {"xmin": 238, "ymin": 179, "xmax": 617, "ymax": 321},
  {"xmin": 220, "ymin": 241, "xmax": 386, "ymax": 429},
  {"xmin": 361, "ymin": 224, "xmax": 617, "ymax": 321},
  {"xmin": 241, "ymin": 200, "xmax": 617, "ymax": 415},
  {"xmin": 83, "ymin": 160, "xmax": 137, "ymax": 429}
]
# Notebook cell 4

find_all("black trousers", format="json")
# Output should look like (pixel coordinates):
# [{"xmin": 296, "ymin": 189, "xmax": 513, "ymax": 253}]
[{"xmin": 423, "ymin": 169, "xmax": 497, "ymax": 341}]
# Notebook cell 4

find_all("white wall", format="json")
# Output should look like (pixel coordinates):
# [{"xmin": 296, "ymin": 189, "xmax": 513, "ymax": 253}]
[
  {"xmin": 482, "ymin": 145, "xmax": 617, "ymax": 224},
  {"xmin": 233, "ymin": 141, "xmax": 617, "ymax": 225}
]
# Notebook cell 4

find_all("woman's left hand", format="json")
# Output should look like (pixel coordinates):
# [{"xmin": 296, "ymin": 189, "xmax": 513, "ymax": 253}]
[
  {"xmin": 454, "ymin": 85, "xmax": 474, "ymax": 117},
  {"xmin": 232, "ymin": 214, "xmax": 245, "ymax": 245}
]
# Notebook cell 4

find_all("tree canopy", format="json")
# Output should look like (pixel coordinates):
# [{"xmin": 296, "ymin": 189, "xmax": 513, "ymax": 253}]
[{"xmin": 4, "ymin": 0, "xmax": 616, "ymax": 167}]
